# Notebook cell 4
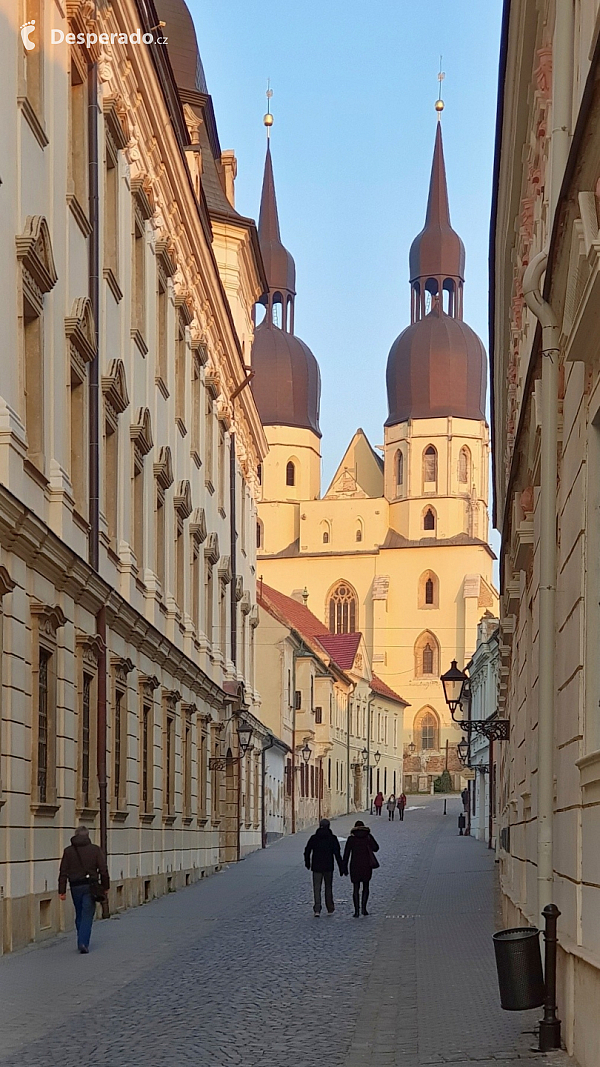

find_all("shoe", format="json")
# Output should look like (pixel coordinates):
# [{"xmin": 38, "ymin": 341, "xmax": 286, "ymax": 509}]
[
  {"xmin": 313, "ymin": 911, "xmax": 321, "ymax": 917},
  {"xmin": 353, "ymin": 910, "xmax": 360, "ymax": 918},
  {"xmin": 78, "ymin": 946, "xmax": 89, "ymax": 954},
  {"xmin": 326, "ymin": 908, "xmax": 335, "ymax": 915},
  {"xmin": 362, "ymin": 908, "xmax": 369, "ymax": 916}
]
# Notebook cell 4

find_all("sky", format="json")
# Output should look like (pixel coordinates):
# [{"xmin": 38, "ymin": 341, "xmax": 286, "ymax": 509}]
[{"xmin": 188, "ymin": 0, "xmax": 503, "ymax": 550}]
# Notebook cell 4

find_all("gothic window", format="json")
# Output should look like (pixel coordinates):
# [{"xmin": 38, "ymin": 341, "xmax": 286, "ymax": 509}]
[
  {"xmin": 459, "ymin": 446, "xmax": 470, "ymax": 484},
  {"xmin": 414, "ymin": 631, "xmax": 439, "ymax": 678},
  {"xmin": 323, "ymin": 530, "xmax": 329, "ymax": 544},
  {"xmin": 396, "ymin": 450, "xmax": 404, "ymax": 488},
  {"xmin": 328, "ymin": 581, "xmax": 358, "ymax": 634},
  {"xmin": 423, "ymin": 445, "xmax": 437, "ymax": 485},
  {"xmin": 356, "ymin": 528, "xmax": 362, "ymax": 542},
  {"xmin": 419, "ymin": 570, "xmax": 439, "ymax": 608},
  {"xmin": 355, "ymin": 519, "xmax": 363, "ymax": 543},
  {"xmin": 418, "ymin": 710, "xmax": 439, "ymax": 751},
  {"xmin": 256, "ymin": 520, "xmax": 263, "ymax": 550},
  {"xmin": 424, "ymin": 508, "xmax": 436, "ymax": 531},
  {"xmin": 286, "ymin": 460, "xmax": 296, "ymax": 487}
]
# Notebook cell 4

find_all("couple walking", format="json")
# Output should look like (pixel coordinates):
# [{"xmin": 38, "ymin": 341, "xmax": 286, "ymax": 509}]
[
  {"xmin": 304, "ymin": 818, "xmax": 379, "ymax": 918},
  {"xmin": 374, "ymin": 791, "xmax": 407, "ymax": 820}
]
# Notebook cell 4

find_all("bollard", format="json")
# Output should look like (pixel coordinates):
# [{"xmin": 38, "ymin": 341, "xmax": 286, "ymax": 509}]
[
  {"xmin": 539, "ymin": 904, "xmax": 561, "ymax": 1051},
  {"xmin": 443, "ymin": 799, "xmax": 447, "ymax": 816}
]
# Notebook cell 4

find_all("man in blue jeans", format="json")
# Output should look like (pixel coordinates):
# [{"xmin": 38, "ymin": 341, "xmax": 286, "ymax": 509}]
[{"xmin": 58, "ymin": 826, "xmax": 109, "ymax": 953}]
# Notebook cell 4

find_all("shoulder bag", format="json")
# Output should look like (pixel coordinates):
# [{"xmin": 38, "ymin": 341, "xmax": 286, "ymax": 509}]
[{"xmin": 72, "ymin": 845, "xmax": 106, "ymax": 902}]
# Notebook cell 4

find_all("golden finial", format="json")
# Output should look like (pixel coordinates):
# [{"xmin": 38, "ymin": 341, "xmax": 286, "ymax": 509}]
[
  {"xmin": 264, "ymin": 80, "xmax": 274, "ymax": 138},
  {"xmin": 435, "ymin": 58, "xmax": 445, "ymax": 118}
]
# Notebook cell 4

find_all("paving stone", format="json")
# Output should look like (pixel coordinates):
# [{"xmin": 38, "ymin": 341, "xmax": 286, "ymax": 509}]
[{"xmin": 0, "ymin": 798, "xmax": 576, "ymax": 1067}]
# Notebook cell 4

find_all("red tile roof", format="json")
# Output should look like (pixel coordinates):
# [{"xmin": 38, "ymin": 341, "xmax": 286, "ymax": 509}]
[
  {"xmin": 258, "ymin": 583, "xmax": 363, "ymax": 673},
  {"xmin": 370, "ymin": 673, "xmax": 409, "ymax": 707},
  {"xmin": 316, "ymin": 632, "xmax": 362, "ymax": 670}
]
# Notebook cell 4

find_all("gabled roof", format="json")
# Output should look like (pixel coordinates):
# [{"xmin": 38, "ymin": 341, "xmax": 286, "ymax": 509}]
[
  {"xmin": 324, "ymin": 429, "xmax": 384, "ymax": 500},
  {"xmin": 258, "ymin": 582, "xmax": 363, "ymax": 676},
  {"xmin": 317, "ymin": 632, "xmax": 362, "ymax": 671},
  {"xmin": 370, "ymin": 674, "xmax": 409, "ymax": 707}
]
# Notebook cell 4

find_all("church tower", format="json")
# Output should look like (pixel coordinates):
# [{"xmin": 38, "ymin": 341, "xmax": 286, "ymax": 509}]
[
  {"xmin": 251, "ymin": 130, "xmax": 322, "ymax": 556},
  {"xmin": 384, "ymin": 122, "xmax": 489, "ymax": 544}
]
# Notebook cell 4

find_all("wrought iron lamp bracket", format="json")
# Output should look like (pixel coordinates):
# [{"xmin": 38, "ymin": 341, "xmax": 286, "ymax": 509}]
[
  {"xmin": 459, "ymin": 720, "xmax": 510, "ymax": 742},
  {"xmin": 209, "ymin": 755, "xmax": 246, "ymax": 771}
]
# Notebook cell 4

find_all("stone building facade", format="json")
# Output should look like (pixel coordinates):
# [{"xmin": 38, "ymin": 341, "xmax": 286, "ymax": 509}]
[
  {"xmin": 257, "ymin": 583, "xmax": 407, "ymax": 831},
  {"xmin": 466, "ymin": 615, "xmax": 499, "ymax": 845},
  {"xmin": 0, "ymin": 0, "xmax": 268, "ymax": 953},
  {"xmin": 491, "ymin": 1, "xmax": 600, "ymax": 1062}
]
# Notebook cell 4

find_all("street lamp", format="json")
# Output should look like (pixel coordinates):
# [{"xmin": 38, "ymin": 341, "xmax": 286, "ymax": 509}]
[
  {"xmin": 457, "ymin": 736, "xmax": 469, "ymax": 766},
  {"xmin": 440, "ymin": 660, "xmax": 469, "ymax": 720},
  {"xmin": 361, "ymin": 747, "xmax": 368, "ymax": 766},
  {"xmin": 408, "ymin": 741, "xmax": 416, "ymax": 755},
  {"xmin": 236, "ymin": 719, "xmax": 253, "ymax": 755},
  {"xmin": 374, "ymin": 750, "xmax": 381, "ymax": 765},
  {"xmin": 301, "ymin": 741, "xmax": 311, "ymax": 764}
]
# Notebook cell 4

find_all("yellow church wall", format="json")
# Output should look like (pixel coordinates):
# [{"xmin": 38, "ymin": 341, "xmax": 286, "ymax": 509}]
[
  {"xmin": 299, "ymin": 497, "xmax": 389, "ymax": 553},
  {"xmin": 259, "ymin": 426, "xmax": 321, "ymax": 505},
  {"xmin": 258, "ymin": 540, "xmax": 496, "ymax": 754}
]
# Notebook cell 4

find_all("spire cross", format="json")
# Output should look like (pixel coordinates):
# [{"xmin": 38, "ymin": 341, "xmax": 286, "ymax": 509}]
[
  {"xmin": 436, "ymin": 58, "xmax": 445, "ymax": 120},
  {"xmin": 264, "ymin": 80, "xmax": 274, "ymax": 140}
]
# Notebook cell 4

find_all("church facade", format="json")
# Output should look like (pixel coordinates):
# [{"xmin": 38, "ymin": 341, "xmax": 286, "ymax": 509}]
[{"xmin": 253, "ymin": 122, "xmax": 498, "ymax": 791}]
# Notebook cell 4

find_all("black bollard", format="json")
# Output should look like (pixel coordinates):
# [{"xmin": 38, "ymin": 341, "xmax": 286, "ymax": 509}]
[
  {"xmin": 443, "ymin": 799, "xmax": 447, "ymax": 815},
  {"xmin": 539, "ymin": 904, "xmax": 561, "ymax": 1051}
]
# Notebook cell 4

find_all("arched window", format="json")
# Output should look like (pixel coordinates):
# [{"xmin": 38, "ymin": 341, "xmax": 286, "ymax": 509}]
[
  {"xmin": 355, "ymin": 519, "xmax": 363, "ymax": 543},
  {"xmin": 424, "ymin": 508, "xmax": 435, "ymax": 531},
  {"xmin": 355, "ymin": 529, "xmax": 362, "ymax": 542},
  {"xmin": 423, "ymin": 445, "xmax": 437, "ymax": 485},
  {"xmin": 425, "ymin": 578, "xmax": 434, "ymax": 604},
  {"xmin": 256, "ymin": 520, "xmax": 263, "ymax": 550},
  {"xmin": 413, "ymin": 707, "xmax": 440, "ymax": 752},
  {"xmin": 272, "ymin": 291, "xmax": 283, "ymax": 328},
  {"xmin": 323, "ymin": 530, "xmax": 329, "ymax": 544},
  {"xmin": 286, "ymin": 461, "xmax": 295, "ymax": 487},
  {"xmin": 328, "ymin": 581, "xmax": 358, "ymax": 635},
  {"xmin": 396, "ymin": 450, "xmax": 404, "ymax": 487},
  {"xmin": 414, "ymin": 631, "xmax": 439, "ymax": 678},
  {"xmin": 459, "ymin": 446, "xmax": 470, "ymax": 484},
  {"xmin": 257, "ymin": 463, "xmax": 262, "ymax": 485}
]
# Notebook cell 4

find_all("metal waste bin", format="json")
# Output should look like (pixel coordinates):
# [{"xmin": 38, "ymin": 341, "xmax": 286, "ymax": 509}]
[{"xmin": 492, "ymin": 927, "xmax": 544, "ymax": 1010}]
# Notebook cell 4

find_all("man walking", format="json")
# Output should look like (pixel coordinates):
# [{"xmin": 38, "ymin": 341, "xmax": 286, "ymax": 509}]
[
  {"xmin": 59, "ymin": 825, "xmax": 109, "ymax": 953},
  {"xmin": 304, "ymin": 818, "xmax": 344, "ymax": 916}
]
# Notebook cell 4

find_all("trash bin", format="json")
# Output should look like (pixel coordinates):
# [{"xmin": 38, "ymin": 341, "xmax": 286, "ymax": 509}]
[{"xmin": 492, "ymin": 927, "xmax": 544, "ymax": 1010}]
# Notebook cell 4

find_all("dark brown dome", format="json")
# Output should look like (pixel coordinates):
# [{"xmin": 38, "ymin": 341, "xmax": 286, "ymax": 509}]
[
  {"xmin": 251, "ymin": 321, "xmax": 321, "ymax": 436},
  {"xmin": 385, "ymin": 304, "xmax": 486, "ymax": 426},
  {"xmin": 154, "ymin": 0, "xmax": 208, "ymax": 93}
]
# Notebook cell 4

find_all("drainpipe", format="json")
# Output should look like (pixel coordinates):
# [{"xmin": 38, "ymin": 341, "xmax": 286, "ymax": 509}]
[
  {"xmin": 549, "ymin": 0, "xmax": 574, "ymax": 226},
  {"xmin": 346, "ymin": 695, "xmax": 351, "ymax": 815},
  {"xmin": 229, "ymin": 433, "xmax": 237, "ymax": 670},
  {"xmin": 367, "ymin": 696, "xmax": 374, "ymax": 812},
  {"xmin": 522, "ymin": 250, "xmax": 559, "ymax": 920}
]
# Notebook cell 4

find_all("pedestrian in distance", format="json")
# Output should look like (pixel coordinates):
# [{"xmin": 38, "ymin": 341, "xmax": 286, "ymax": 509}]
[
  {"xmin": 342, "ymin": 820, "xmax": 380, "ymax": 917},
  {"xmin": 374, "ymin": 791, "xmax": 384, "ymax": 815},
  {"xmin": 397, "ymin": 792, "xmax": 407, "ymax": 821},
  {"xmin": 304, "ymin": 818, "xmax": 344, "ymax": 916},
  {"xmin": 386, "ymin": 794, "xmax": 396, "ymax": 821},
  {"xmin": 461, "ymin": 787, "xmax": 470, "ymax": 811},
  {"xmin": 458, "ymin": 812, "xmax": 466, "ymax": 836},
  {"xmin": 58, "ymin": 825, "xmax": 109, "ymax": 953}
]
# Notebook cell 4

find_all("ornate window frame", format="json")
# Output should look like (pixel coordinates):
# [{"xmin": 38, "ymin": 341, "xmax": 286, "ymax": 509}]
[{"xmin": 30, "ymin": 602, "xmax": 66, "ymax": 814}]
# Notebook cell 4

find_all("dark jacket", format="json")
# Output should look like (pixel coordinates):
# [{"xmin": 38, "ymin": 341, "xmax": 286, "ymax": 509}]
[
  {"xmin": 58, "ymin": 831, "xmax": 110, "ymax": 895},
  {"xmin": 304, "ymin": 827, "xmax": 343, "ymax": 874},
  {"xmin": 342, "ymin": 825, "xmax": 379, "ymax": 883}
]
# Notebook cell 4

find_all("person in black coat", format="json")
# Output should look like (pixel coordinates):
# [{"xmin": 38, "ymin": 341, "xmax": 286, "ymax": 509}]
[
  {"xmin": 342, "ymin": 820, "xmax": 380, "ymax": 917},
  {"xmin": 304, "ymin": 818, "xmax": 344, "ymax": 916}
]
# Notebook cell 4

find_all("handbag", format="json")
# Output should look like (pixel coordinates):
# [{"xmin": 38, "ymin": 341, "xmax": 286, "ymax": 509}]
[
  {"xmin": 367, "ymin": 841, "xmax": 380, "ymax": 869},
  {"xmin": 72, "ymin": 844, "xmax": 106, "ymax": 902}
]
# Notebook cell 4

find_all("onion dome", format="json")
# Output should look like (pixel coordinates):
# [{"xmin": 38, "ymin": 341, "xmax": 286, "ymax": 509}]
[
  {"xmin": 385, "ymin": 123, "xmax": 487, "ymax": 427},
  {"xmin": 251, "ymin": 143, "xmax": 321, "ymax": 436},
  {"xmin": 154, "ymin": 0, "xmax": 208, "ymax": 93}
]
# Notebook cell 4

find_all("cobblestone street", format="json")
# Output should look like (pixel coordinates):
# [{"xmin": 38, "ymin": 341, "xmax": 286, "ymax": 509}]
[{"xmin": 0, "ymin": 798, "xmax": 571, "ymax": 1067}]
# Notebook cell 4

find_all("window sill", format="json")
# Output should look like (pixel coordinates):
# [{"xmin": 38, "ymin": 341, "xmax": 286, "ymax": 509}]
[
  {"xmin": 73, "ymin": 508, "xmax": 91, "ymax": 535},
  {"xmin": 131, "ymin": 329, "xmax": 148, "ymax": 357},
  {"xmin": 163, "ymin": 814, "xmax": 176, "ymax": 826},
  {"xmin": 205, "ymin": 480, "xmax": 215, "ymax": 495},
  {"xmin": 197, "ymin": 816, "xmax": 209, "ymax": 827},
  {"xmin": 18, "ymin": 96, "xmax": 49, "ymax": 149},
  {"xmin": 104, "ymin": 268, "xmax": 123, "ymax": 303},
  {"xmin": 76, "ymin": 806, "xmax": 99, "ymax": 822},
  {"xmin": 24, "ymin": 458, "xmax": 49, "ymax": 489},
  {"xmin": 67, "ymin": 194, "xmax": 92, "ymax": 238},
  {"xmin": 110, "ymin": 809, "xmax": 129, "ymax": 822},
  {"xmin": 155, "ymin": 375, "xmax": 170, "ymax": 400},
  {"xmin": 191, "ymin": 450, "xmax": 202, "ymax": 470},
  {"xmin": 176, "ymin": 418, "xmax": 187, "ymax": 438},
  {"xmin": 140, "ymin": 812, "xmax": 155, "ymax": 824},
  {"xmin": 31, "ymin": 802, "xmax": 60, "ymax": 817},
  {"xmin": 182, "ymin": 816, "xmax": 193, "ymax": 826}
]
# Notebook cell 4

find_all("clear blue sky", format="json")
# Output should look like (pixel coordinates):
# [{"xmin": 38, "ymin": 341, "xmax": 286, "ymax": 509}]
[{"xmin": 188, "ymin": 0, "xmax": 503, "ymax": 545}]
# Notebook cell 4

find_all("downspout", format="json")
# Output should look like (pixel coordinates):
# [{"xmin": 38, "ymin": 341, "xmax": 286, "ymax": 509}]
[
  {"xmin": 367, "ymin": 696, "xmax": 373, "ymax": 812},
  {"xmin": 346, "ymin": 695, "xmax": 351, "ymax": 815},
  {"xmin": 291, "ymin": 647, "xmax": 298, "ymax": 834},
  {"xmin": 229, "ymin": 433, "xmax": 237, "ymax": 670},
  {"xmin": 261, "ymin": 733, "xmax": 275, "ymax": 848},
  {"xmin": 522, "ymin": 250, "xmax": 559, "ymax": 920},
  {"xmin": 88, "ymin": 58, "xmax": 108, "ymax": 876},
  {"xmin": 488, "ymin": 736, "xmax": 494, "ymax": 850},
  {"xmin": 549, "ymin": 0, "xmax": 574, "ymax": 226}
]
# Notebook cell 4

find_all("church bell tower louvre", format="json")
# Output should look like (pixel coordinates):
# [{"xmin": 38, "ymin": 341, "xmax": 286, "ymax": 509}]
[{"xmin": 383, "ymin": 120, "xmax": 490, "ymax": 546}]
